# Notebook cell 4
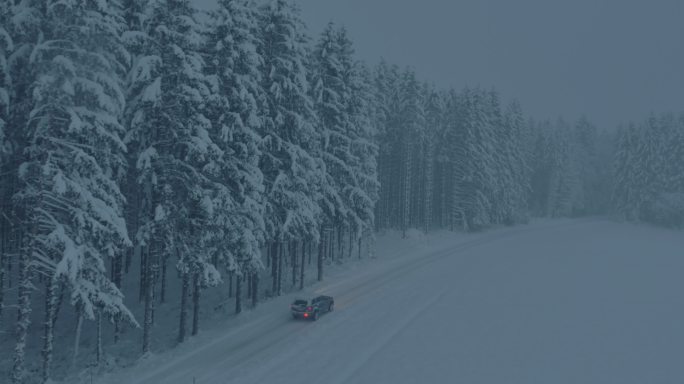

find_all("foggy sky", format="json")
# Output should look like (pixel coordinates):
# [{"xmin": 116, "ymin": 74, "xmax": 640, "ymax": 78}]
[{"xmin": 195, "ymin": 0, "xmax": 684, "ymax": 130}]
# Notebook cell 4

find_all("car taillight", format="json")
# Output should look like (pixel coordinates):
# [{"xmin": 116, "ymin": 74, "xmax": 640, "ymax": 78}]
[{"xmin": 304, "ymin": 313, "xmax": 309, "ymax": 318}]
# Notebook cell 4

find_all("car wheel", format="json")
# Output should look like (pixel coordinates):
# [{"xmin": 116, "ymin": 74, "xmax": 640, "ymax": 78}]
[
  {"xmin": 313, "ymin": 311, "xmax": 319, "ymax": 321},
  {"xmin": 292, "ymin": 313, "xmax": 297, "ymax": 319}
]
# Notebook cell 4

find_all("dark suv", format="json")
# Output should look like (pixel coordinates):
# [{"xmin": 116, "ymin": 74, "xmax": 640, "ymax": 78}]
[{"xmin": 290, "ymin": 295, "xmax": 334, "ymax": 321}]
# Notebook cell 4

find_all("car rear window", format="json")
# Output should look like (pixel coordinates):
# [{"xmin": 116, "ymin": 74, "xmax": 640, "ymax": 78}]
[{"xmin": 294, "ymin": 300, "xmax": 307, "ymax": 305}]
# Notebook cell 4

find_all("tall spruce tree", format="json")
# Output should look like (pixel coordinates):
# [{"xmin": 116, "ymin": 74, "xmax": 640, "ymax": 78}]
[
  {"xmin": 0, "ymin": 0, "xmax": 13, "ymax": 330},
  {"xmin": 258, "ymin": 0, "xmax": 323, "ymax": 288},
  {"xmin": 204, "ymin": 0, "xmax": 266, "ymax": 314},
  {"xmin": 10, "ymin": 0, "xmax": 138, "ymax": 381},
  {"xmin": 345, "ymin": 61, "xmax": 379, "ymax": 245},
  {"xmin": 311, "ymin": 23, "xmax": 349, "ymax": 235},
  {"xmin": 124, "ymin": 0, "xmax": 219, "ymax": 351},
  {"xmin": 501, "ymin": 100, "xmax": 531, "ymax": 223}
]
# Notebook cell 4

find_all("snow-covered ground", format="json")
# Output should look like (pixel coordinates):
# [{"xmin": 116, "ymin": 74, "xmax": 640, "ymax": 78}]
[{"xmin": 87, "ymin": 218, "xmax": 683, "ymax": 384}]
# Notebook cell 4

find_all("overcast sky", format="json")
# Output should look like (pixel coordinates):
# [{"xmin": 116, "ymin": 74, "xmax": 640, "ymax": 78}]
[{"xmin": 195, "ymin": 0, "xmax": 684, "ymax": 129}]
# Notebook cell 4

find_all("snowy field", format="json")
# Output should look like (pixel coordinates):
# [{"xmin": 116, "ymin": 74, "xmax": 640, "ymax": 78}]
[{"xmin": 81, "ymin": 218, "xmax": 684, "ymax": 384}]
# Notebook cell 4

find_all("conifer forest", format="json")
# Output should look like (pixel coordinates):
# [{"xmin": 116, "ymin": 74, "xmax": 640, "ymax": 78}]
[{"xmin": 0, "ymin": 1, "xmax": 682, "ymax": 383}]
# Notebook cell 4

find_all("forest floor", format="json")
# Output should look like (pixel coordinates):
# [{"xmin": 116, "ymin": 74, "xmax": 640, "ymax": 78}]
[{"xmin": 80, "ymin": 218, "xmax": 684, "ymax": 384}]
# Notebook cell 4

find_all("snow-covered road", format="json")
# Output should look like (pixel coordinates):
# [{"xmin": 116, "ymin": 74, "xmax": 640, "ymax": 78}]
[{"xmin": 96, "ymin": 219, "xmax": 684, "ymax": 384}]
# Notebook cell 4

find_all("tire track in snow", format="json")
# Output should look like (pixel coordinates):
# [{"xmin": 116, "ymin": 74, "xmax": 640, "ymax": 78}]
[{"xmin": 105, "ymin": 219, "xmax": 601, "ymax": 384}]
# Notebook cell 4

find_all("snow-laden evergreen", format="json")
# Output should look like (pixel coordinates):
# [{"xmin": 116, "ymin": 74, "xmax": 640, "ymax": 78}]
[
  {"xmin": 500, "ymin": 100, "xmax": 531, "ymax": 223},
  {"xmin": 612, "ymin": 114, "xmax": 684, "ymax": 226},
  {"xmin": 0, "ymin": 3, "xmax": 12, "ymax": 330},
  {"xmin": 258, "ymin": 0, "xmax": 323, "ymax": 251},
  {"xmin": 123, "ymin": 0, "xmax": 220, "ymax": 349},
  {"xmin": 0, "ymin": 1, "xmax": 10, "ymax": 163},
  {"xmin": 344, "ymin": 61, "xmax": 379, "ymax": 244},
  {"xmin": 0, "ymin": 0, "xmax": 679, "ymax": 382},
  {"xmin": 311, "ymin": 23, "xmax": 349, "ymax": 230},
  {"xmin": 204, "ymin": 0, "xmax": 266, "ymax": 312},
  {"xmin": 7, "ymin": 1, "xmax": 138, "ymax": 381},
  {"xmin": 311, "ymin": 24, "xmax": 377, "ymax": 250},
  {"xmin": 527, "ymin": 117, "xmax": 612, "ymax": 219}
]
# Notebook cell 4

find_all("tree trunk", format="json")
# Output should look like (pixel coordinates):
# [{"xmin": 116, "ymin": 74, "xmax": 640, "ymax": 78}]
[
  {"xmin": 403, "ymin": 140, "xmax": 412, "ymax": 238},
  {"xmin": 72, "ymin": 309, "xmax": 84, "ymax": 367},
  {"xmin": 266, "ymin": 242, "xmax": 271, "ymax": 269},
  {"xmin": 247, "ymin": 272, "xmax": 252, "ymax": 298},
  {"xmin": 0, "ymin": 217, "xmax": 5, "ymax": 327},
  {"xmin": 192, "ymin": 272, "xmax": 200, "ymax": 336},
  {"xmin": 178, "ymin": 271, "xmax": 189, "ymax": 344},
  {"xmin": 424, "ymin": 143, "xmax": 434, "ymax": 233},
  {"xmin": 96, "ymin": 310, "xmax": 103, "ymax": 366},
  {"xmin": 299, "ymin": 242, "xmax": 305, "ymax": 290},
  {"xmin": 235, "ymin": 274, "xmax": 242, "ymax": 314},
  {"xmin": 12, "ymin": 240, "xmax": 32, "ymax": 384},
  {"xmin": 328, "ymin": 228, "xmax": 334, "ymax": 261},
  {"xmin": 308, "ymin": 241, "xmax": 312, "ymax": 266},
  {"xmin": 337, "ymin": 226, "xmax": 342, "ymax": 259},
  {"xmin": 0, "ymin": 256, "xmax": 4, "ymax": 330},
  {"xmin": 291, "ymin": 241, "xmax": 297, "ymax": 287},
  {"xmin": 125, "ymin": 245, "xmax": 134, "ymax": 275},
  {"xmin": 139, "ymin": 245, "xmax": 147, "ymax": 303},
  {"xmin": 358, "ymin": 234, "xmax": 363, "ymax": 260},
  {"xmin": 113, "ymin": 251, "xmax": 123, "ymax": 344},
  {"xmin": 271, "ymin": 243, "xmax": 277, "ymax": 295},
  {"xmin": 160, "ymin": 254, "xmax": 168, "ymax": 304},
  {"xmin": 317, "ymin": 236, "xmax": 324, "ymax": 282},
  {"xmin": 41, "ymin": 279, "xmax": 57, "ymax": 383},
  {"xmin": 52, "ymin": 282, "xmax": 65, "ymax": 329},
  {"xmin": 142, "ymin": 247, "xmax": 156, "ymax": 352},
  {"xmin": 251, "ymin": 273, "xmax": 258, "ymax": 307},
  {"xmin": 348, "ymin": 229, "xmax": 353, "ymax": 259},
  {"xmin": 228, "ymin": 271, "xmax": 234, "ymax": 298},
  {"xmin": 277, "ymin": 243, "xmax": 283, "ymax": 296}
]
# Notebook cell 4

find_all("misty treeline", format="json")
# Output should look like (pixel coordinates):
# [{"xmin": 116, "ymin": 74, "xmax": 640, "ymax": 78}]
[
  {"xmin": 612, "ymin": 114, "xmax": 684, "ymax": 227},
  {"xmin": 0, "ymin": 0, "xmax": 681, "ymax": 383}
]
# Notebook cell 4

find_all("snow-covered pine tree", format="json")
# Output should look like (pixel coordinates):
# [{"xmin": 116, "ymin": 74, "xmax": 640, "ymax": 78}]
[
  {"xmin": 664, "ymin": 115, "xmax": 684, "ymax": 193},
  {"xmin": 482, "ymin": 89, "xmax": 508, "ymax": 225},
  {"xmin": 10, "ymin": 0, "xmax": 138, "ymax": 381},
  {"xmin": 501, "ymin": 100, "xmax": 531, "ymax": 223},
  {"xmin": 631, "ymin": 114, "xmax": 684, "ymax": 225},
  {"xmin": 372, "ymin": 60, "xmax": 400, "ymax": 230},
  {"xmin": 612, "ymin": 123, "xmax": 644, "ymax": 220},
  {"xmin": 451, "ymin": 88, "xmax": 495, "ymax": 230},
  {"xmin": 420, "ymin": 84, "xmax": 445, "ymax": 232},
  {"xmin": 336, "ymin": 26, "xmax": 371, "ymax": 253},
  {"xmin": 0, "ymin": 0, "xmax": 13, "ymax": 329},
  {"xmin": 397, "ymin": 69, "xmax": 425, "ymax": 236},
  {"xmin": 312, "ymin": 23, "xmax": 375, "ymax": 253},
  {"xmin": 545, "ymin": 119, "xmax": 582, "ymax": 217},
  {"xmin": 344, "ymin": 60, "xmax": 379, "ymax": 252},
  {"xmin": 310, "ymin": 23, "xmax": 347, "ymax": 257},
  {"xmin": 529, "ymin": 119, "xmax": 554, "ymax": 215},
  {"xmin": 573, "ymin": 117, "xmax": 600, "ymax": 214},
  {"xmin": 3, "ymin": 3, "xmax": 45, "ymax": 382},
  {"xmin": 124, "ymin": 0, "xmax": 219, "ymax": 349},
  {"xmin": 448, "ymin": 89, "xmax": 471, "ymax": 230},
  {"xmin": 258, "ymin": 0, "xmax": 323, "ymax": 287},
  {"xmin": 611, "ymin": 114, "xmax": 684, "ymax": 226},
  {"xmin": 438, "ymin": 89, "xmax": 461, "ymax": 229},
  {"xmin": 203, "ymin": 0, "xmax": 266, "ymax": 314}
]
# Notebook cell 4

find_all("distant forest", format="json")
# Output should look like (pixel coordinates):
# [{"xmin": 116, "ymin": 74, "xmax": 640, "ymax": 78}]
[{"xmin": 0, "ymin": 0, "xmax": 682, "ymax": 383}]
